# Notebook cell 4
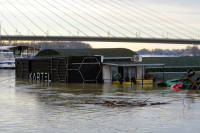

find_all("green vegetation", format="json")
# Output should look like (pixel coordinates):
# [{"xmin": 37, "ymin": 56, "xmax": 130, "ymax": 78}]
[
  {"xmin": 0, "ymin": 41, "xmax": 92, "ymax": 50},
  {"xmin": 113, "ymin": 73, "xmax": 122, "ymax": 81},
  {"xmin": 137, "ymin": 45, "xmax": 200, "ymax": 56}
]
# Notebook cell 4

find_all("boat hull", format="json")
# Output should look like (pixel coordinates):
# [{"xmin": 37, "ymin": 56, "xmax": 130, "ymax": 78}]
[{"xmin": 0, "ymin": 61, "xmax": 15, "ymax": 69}]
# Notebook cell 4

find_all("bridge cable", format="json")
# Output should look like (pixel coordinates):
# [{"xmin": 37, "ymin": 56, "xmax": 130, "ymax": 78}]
[
  {"xmin": 33, "ymin": 0, "xmax": 77, "ymax": 36},
  {"xmin": 95, "ymin": 0, "xmax": 164, "ymax": 38},
  {"xmin": 16, "ymin": 0, "xmax": 62, "ymax": 36},
  {"xmin": 6, "ymin": 0, "xmax": 48, "ymax": 36},
  {"xmin": 70, "ymin": 0, "xmax": 128, "ymax": 37},
  {"xmin": 34, "ymin": 0, "xmax": 88, "ymax": 36},
  {"xmin": 51, "ymin": 0, "xmax": 102, "ymax": 37},
  {"xmin": 0, "ymin": 1, "xmax": 35, "ymax": 36},
  {"xmin": 81, "ymin": 0, "xmax": 135, "ymax": 37},
  {"xmin": 129, "ymin": 0, "xmax": 199, "ymax": 37},
  {"xmin": 125, "ymin": 0, "xmax": 194, "ymax": 39},
  {"xmin": 25, "ymin": 0, "xmax": 74, "ymax": 36},
  {"xmin": 127, "ymin": 0, "xmax": 194, "ymax": 39},
  {"xmin": 0, "ymin": 1, "xmax": 23, "ymax": 35},
  {"xmin": 1, "ymin": 27, "xmax": 9, "ymax": 36},
  {"xmin": 83, "ymin": 0, "xmax": 139, "ymax": 37},
  {"xmin": 43, "ymin": 0, "xmax": 101, "ymax": 37},
  {"xmin": 0, "ymin": 10, "xmax": 21, "ymax": 35},
  {"xmin": 60, "ymin": 0, "xmax": 115, "ymax": 37},
  {"xmin": 109, "ymin": 0, "xmax": 181, "ymax": 39}
]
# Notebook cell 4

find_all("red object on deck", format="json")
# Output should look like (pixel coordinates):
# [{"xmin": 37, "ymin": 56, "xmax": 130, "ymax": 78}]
[{"xmin": 170, "ymin": 83, "xmax": 183, "ymax": 90}]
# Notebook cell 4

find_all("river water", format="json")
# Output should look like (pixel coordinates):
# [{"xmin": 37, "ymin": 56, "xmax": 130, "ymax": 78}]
[{"xmin": 1, "ymin": 69, "xmax": 200, "ymax": 133}]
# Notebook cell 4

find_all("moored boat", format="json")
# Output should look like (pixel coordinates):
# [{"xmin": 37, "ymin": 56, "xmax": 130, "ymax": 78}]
[{"xmin": 0, "ymin": 52, "xmax": 15, "ymax": 69}]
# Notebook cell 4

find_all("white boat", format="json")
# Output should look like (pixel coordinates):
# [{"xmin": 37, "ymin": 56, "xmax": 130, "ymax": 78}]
[
  {"xmin": 0, "ymin": 52, "xmax": 15, "ymax": 69},
  {"xmin": 0, "ymin": 46, "xmax": 39, "ymax": 68}
]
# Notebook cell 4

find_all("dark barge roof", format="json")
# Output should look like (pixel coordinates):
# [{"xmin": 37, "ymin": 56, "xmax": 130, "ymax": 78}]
[
  {"xmin": 103, "ymin": 56, "xmax": 200, "ymax": 67},
  {"xmin": 103, "ymin": 62, "xmax": 165, "ymax": 67},
  {"xmin": 35, "ymin": 48, "xmax": 138, "ymax": 58},
  {"xmin": 142, "ymin": 56, "xmax": 200, "ymax": 67}
]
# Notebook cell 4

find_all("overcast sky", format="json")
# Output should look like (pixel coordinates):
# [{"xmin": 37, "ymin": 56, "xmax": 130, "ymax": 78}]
[
  {"xmin": 92, "ymin": 0, "xmax": 200, "ymax": 50},
  {"xmin": 0, "ymin": 0, "xmax": 200, "ymax": 50}
]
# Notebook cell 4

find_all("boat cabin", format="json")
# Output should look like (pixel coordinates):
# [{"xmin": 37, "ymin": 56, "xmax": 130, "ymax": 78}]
[{"xmin": 9, "ymin": 46, "xmax": 39, "ymax": 58}]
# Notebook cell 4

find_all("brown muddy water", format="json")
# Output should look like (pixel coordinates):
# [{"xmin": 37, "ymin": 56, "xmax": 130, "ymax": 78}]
[{"xmin": 1, "ymin": 69, "xmax": 200, "ymax": 133}]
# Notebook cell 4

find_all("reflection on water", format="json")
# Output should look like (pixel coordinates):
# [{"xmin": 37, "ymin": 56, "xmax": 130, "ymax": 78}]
[{"xmin": 1, "ymin": 70, "xmax": 200, "ymax": 132}]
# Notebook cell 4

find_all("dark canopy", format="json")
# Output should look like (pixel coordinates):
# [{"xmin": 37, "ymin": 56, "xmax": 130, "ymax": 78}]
[{"xmin": 36, "ymin": 48, "xmax": 138, "ymax": 58}]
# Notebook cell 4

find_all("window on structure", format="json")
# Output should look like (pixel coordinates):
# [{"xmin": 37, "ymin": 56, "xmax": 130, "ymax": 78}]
[{"xmin": 111, "ymin": 66, "xmax": 118, "ymax": 81}]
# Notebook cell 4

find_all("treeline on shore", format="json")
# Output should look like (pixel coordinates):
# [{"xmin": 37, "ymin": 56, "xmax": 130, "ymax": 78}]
[
  {"xmin": 137, "ymin": 45, "xmax": 200, "ymax": 56},
  {"xmin": 1, "ymin": 41, "xmax": 199, "ymax": 56},
  {"xmin": 0, "ymin": 41, "xmax": 92, "ymax": 50}
]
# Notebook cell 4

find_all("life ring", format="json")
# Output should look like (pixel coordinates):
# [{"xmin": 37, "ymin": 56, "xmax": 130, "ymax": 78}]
[{"xmin": 187, "ymin": 68, "xmax": 195, "ymax": 77}]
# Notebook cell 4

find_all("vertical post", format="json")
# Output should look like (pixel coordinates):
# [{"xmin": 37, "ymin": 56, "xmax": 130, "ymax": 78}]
[
  {"xmin": 66, "ymin": 56, "xmax": 69, "ymax": 83},
  {"xmin": 163, "ymin": 65, "xmax": 165, "ymax": 83},
  {"xmin": 51, "ymin": 58, "xmax": 53, "ymax": 82},
  {"xmin": 108, "ymin": 30, "xmax": 110, "ymax": 38},
  {"xmin": 0, "ymin": 21, "xmax": 1, "ymax": 37},
  {"xmin": 0, "ymin": 20, "xmax": 2, "ymax": 44},
  {"xmin": 47, "ymin": 26, "xmax": 49, "ymax": 36},
  {"xmin": 142, "ymin": 66, "xmax": 144, "ymax": 85},
  {"xmin": 9, "ymin": 39, "xmax": 12, "ymax": 46},
  {"xmin": 33, "ymin": 46, "xmax": 35, "ymax": 57}
]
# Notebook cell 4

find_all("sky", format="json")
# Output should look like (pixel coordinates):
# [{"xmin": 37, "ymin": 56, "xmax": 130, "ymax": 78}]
[
  {"xmin": 90, "ymin": 0, "xmax": 200, "ymax": 51},
  {"xmin": 0, "ymin": 0, "xmax": 200, "ymax": 51}
]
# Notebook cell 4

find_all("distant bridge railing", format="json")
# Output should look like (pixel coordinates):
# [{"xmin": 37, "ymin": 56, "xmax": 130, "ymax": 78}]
[{"xmin": 1, "ymin": 35, "xmax": 200, "ymax": 44}]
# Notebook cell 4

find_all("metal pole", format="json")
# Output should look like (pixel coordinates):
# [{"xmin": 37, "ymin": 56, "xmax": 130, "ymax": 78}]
[
  {"xmin": 163, "ymin": 65, "xmax": 165, "ymax": 83},
  {"xmin": 0, "ymin": 21, "xmax": 1, "ymax": 37},
  {"xmin": 142, "ymin": 66, "xmax": 143, "ymax": 85},
  {"xmin": 9, "ymin": 39, "xmax": 12, "ymax": 46}
]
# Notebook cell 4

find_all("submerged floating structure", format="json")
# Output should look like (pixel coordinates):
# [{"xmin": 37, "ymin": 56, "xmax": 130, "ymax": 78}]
[
  {"xmin": 16, "ymin": 56, "xmax": 102, "ymax": 83},
  {"xmin": 16, "ymin": 48, "xmax": 164, "ymax": 84},
  {"xmin": 16, "ymin": 48, "xmax": 200, "ymax": 84}
]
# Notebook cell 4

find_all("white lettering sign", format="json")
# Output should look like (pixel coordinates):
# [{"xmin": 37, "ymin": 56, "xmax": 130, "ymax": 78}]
[{"xmin": 29, "ymin": 72, "xmax": 51, "ymax": 82}]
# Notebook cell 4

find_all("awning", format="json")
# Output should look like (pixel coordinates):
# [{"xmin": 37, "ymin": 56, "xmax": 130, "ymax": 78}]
[{"xmin": 103, "ymin": 62, "xmax": 165, "ymax": 67}]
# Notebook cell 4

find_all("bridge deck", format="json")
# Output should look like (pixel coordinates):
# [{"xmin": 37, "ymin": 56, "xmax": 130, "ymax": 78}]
[{"xmin": 1, "ymin": 35, "xmax": 200, "ymax": 44}]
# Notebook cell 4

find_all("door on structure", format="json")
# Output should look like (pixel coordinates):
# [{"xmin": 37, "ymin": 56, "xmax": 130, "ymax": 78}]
[
  {"xmin": 129, "ymin": 67, "xmax": 136, "ymax": 83},
  {"xmin": 124, "ymin": 67, "xmax": 129, "ymax": 82},
  {"xmin": 123, "ymin": 67, "xmax": 136, "ymax": 82},
  {"xmin": 118, "ymin": 66, "xmax": 124, "ymax": 82}
]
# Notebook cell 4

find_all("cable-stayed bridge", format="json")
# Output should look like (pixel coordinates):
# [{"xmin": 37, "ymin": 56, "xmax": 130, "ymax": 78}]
[{"xmin": 0, "ymin": 0, "xmax": 200, "ymax": 44}]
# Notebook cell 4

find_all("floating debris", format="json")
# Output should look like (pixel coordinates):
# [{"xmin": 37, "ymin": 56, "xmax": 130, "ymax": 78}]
[
  {"xmin": 46, "ymin": 99, "xmax": 169, "ymax": 107},
  {"xmin": 90, "ymin": 100, "xmax": 169, "ymax": 107}
]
